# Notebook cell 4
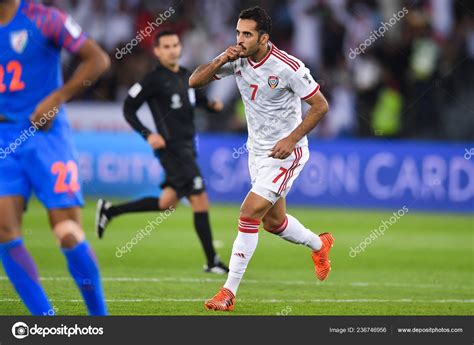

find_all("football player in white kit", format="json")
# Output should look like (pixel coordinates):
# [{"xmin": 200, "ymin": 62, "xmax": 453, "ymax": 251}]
[{"xmin": 189, "ymin": 6, "xmax": 333, "ymax": 311}]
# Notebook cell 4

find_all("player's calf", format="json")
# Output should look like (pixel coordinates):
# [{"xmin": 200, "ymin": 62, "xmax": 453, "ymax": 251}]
[
  {"xmin": 96, "ymin": 193, "xmax": 177, "ymax": 239},
  {"xmin": 265, "ymin": 214, "xmax": 322, "ymax": 250},
  {"xmin": 188, "ymin": 192, "xmax": 229, "ymax": 274},
  {"xmin": 0, "ymin": 237, "xmax": 54, "ymax": 315},
  {"xmin": 262, "ymin": 212, "xmax": 287, "ymax": 234},
  {"xmin": 0, "ymin": 198, "xmax": 53, "ymax": 315},
  {"xmin": 263, "ymin": 213, "xmax": 334, "ymax": 281},
  {"xmin": 50, "ymin": 210, "xmax": 108, "ymax": 315}
]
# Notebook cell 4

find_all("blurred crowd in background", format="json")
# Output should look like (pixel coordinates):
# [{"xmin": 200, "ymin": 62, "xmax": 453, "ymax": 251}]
[{"xmin": 45, "ymin": 0, "xmax": 473, "ymax": 140}]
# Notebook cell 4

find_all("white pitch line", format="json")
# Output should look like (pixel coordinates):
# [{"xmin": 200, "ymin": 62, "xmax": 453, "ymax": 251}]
[
  {"xmin": 0, "ymin": 298, "xmax": 472, "ymax": 304},
  {"xmin": 0, "ymin": 276, "xmax": 470, "ymax": 291}
]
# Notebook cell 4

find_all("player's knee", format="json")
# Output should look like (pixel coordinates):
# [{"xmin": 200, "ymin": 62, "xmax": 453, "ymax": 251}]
[
  {"xmin": 240, "ymin": 191, "xmax": 274, "ymax": 220},
  {"xmin": 159, "ymin": 199, "xmax": 178, "ymax": 211},
  {"xmin": 0, "ymin": 224, "xmax": 21, "ymax": 242},
  {"xmin": 191, "ymin": 203, "xmax": 208, "ymax": 213},
  {"xmin": 53, "ymin": 220, "xmax": 85, "ymax": 249},
  {"xmin": 239, "ymin": 205, "xmax": 263, "ymax": 221},
  {"xmin": 0, "ymin": 231, "xmax": 20, "ymax": 243},
  {"xmin": 189, "ymin": 193, "xmax": 209, "ymax": 212}
]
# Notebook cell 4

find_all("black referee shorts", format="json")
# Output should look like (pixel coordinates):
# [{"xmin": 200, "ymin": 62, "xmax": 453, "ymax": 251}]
[{"xmin": 154, "ymin": 141, "xmax": 205, "ymax": 199}]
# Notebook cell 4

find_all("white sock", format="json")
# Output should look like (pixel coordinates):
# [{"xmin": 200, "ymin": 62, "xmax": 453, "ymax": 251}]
[
  {"xmin": 274, "ymin": 214, "xmax": 322, "ymax": 251},
  {"xmin": 223, "ymin": 218, "xmax": 260, "ymax": 295}
]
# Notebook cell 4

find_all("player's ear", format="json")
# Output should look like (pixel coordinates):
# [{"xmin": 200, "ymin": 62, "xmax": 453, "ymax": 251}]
[{"xmin": 259, "ymin": 32, "xmax": 269, "ymax": 45}]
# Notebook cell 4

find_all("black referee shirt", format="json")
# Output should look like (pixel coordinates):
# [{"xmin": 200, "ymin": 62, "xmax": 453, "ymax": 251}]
[{"xmin": 123, "ymin": 63, "xmax": 210, "ymax": 144}]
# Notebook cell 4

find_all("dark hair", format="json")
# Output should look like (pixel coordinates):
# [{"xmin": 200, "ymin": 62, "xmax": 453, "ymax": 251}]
[
  {"xmin": 239, "ymin": 6, "xmax": 272, "ymax": 36},
  {"xmin": 153, "ymin": 30, "xmax": 179, "ymax": 47}
]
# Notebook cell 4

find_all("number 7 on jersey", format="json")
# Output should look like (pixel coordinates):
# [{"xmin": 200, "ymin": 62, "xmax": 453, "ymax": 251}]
[{"xmin": 250, "ymin": 84, "xmax": 258, "ymax": 101}]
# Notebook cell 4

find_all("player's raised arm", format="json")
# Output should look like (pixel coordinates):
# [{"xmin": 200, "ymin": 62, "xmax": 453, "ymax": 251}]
[
  {"xmin": 189, "ymin": 45, "xmax": 242, "ymax": 88},
  {"xmin": 30, "ymin": 38, "xmax": 110, "ymax": 130}
]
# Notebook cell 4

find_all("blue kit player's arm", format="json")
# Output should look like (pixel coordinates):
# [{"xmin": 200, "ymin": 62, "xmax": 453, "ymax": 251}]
[{"xmin": 26, "ymin": 5, "xmax": 110, "ymax": 130}]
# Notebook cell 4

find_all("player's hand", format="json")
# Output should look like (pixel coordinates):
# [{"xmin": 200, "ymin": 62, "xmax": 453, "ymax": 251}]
[
  {"xmin": 29, "ymin": 91, "xmax": 64, "ymax": 131},
  {"xmin": 270, "ymin": 136, "xmax": 298, "ymax": 160},
  {"xmin": 147, "ymin": 133, "xmax": 166, "ymax": 150},
  {"xmin": 208, "ymin": 99, "xmax": 224, "ymax": 112},
  {"xmin": 220, "ymin": 45, "xmax": 243, "ymax": 63}
]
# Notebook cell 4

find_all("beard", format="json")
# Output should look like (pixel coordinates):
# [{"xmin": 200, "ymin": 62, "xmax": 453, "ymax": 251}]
[{"xmin": 238, "ymin": 45, "xmax": 252, "ymax": 58}]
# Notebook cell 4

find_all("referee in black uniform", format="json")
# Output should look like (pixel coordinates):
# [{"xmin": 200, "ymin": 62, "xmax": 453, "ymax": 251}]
[{"xmin": 95, "ymin": 30, "xmax": 228, "ymax": 274}]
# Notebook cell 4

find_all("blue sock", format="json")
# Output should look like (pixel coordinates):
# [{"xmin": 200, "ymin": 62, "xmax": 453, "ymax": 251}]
[
  {"xmin": 0, "ymin": 238, "xmax": 53, "ymax": 315},
  {"xmin": 62, "ymin": 241, "xmax": 108, "ymax": 315}
]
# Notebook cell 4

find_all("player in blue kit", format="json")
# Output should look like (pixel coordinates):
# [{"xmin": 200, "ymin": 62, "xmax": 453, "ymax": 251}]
[{"xmin": 0, "ymin": 0, "xmax": 110, "ymax": 315}]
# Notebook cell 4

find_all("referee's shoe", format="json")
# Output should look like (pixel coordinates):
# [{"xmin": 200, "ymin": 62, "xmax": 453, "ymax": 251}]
[{"xmin": 204, "ymin": 256, "xmax": 229, "ymax": 275}]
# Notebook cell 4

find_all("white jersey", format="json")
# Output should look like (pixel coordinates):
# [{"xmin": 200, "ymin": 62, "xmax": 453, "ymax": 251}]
[{"xmin": 214, "ymin": 42, "xmax": 319, "ymax": 155}]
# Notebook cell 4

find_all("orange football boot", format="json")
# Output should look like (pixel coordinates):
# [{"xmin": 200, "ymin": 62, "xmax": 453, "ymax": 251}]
[
  {"xmin": 311, "ymin": 232, "xmax": 334, "ymax": 281},
  {"xmin": 204, "ymin": 287, "xmax": 235, "ymax": 311}
]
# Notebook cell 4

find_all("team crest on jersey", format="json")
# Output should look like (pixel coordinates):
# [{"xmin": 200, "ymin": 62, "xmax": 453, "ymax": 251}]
[
  {"xmin": 268, "ymin": 75, "xmax": 279, "ymax": 89},
  {"xmin": 10, "ymin": 30, "xmax": 28, "ymax": 54}
]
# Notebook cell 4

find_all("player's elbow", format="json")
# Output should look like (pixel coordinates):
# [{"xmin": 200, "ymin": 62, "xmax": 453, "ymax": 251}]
[
  {"xmin": 189, "ymin": 73, "xmax": 208, "ymax": 89},
  {"xmin": 96, "ymin": 49, "xmax": 111, "ymax": 75},
  {"xmin": 122, "ymin": 102, "xmax": 133, "ymax": 121},
  {"xmin": 188, "ymin": 75, "xmax": 200, "ymax": 89},
  {"xmin": 311, "ymin": 97, "xmax": 329, "ymax": 119},
  {"xmin": 321, "ymin": 98, "xmax": 329, "ymax": 116},
  {"xmin": 80, "ymin": 39, "xmax": 111, "ymax": 76},
  {"xmin": 89, "ymin": 43, "xmax": 111, "ymax": 76},
  {"xmin": 314, "ymin": 91, "xmax": 329, "ymax": 117}
]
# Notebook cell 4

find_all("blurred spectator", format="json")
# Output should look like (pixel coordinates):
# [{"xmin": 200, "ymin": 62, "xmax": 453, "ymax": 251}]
[{"xmin": 104, "ymin": 0, "xmax": 135, "ymax": 52}]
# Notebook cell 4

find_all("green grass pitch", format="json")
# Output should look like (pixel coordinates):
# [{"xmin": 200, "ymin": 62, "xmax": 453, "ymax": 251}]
[{"xmin": 0, "ymin": 199, "xmax": 472, "ymax": 315}]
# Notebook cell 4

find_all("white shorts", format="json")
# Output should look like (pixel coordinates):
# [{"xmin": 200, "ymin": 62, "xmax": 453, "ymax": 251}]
[{"xmin": 248, "ymin": 146, "xmax": 309, "ymax": 204}]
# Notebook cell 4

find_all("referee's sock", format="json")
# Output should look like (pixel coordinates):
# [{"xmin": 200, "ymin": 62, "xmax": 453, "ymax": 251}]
[
  {"xmin": 0, "ymin": 238, "xmax": 53, "ymax": 315},
  {"xmin": 106, "ymin": 197, "xmax": 160, "ymax": 219},
  {"xmin": 62, "ymin": 241, "xmax": 108, "ymax": 315},
  {"xmin": 193, "ymin": 212, "xmax": 217, "ymax": 266}
]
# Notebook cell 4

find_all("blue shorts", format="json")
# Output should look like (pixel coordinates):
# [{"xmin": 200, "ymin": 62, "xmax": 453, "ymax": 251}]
[{"xmin": 0, "ymin": 116, "xmax": 84, "ymax": 210}]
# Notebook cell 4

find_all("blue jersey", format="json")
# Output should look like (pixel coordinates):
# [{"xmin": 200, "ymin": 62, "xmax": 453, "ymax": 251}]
[
  {"xmin": 0, "ymin": 1, "xmax": 87, "ymax": 209},
  {"xmin": 0, "ymin": 0, "xmax": 87, "ymax": 126}
]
